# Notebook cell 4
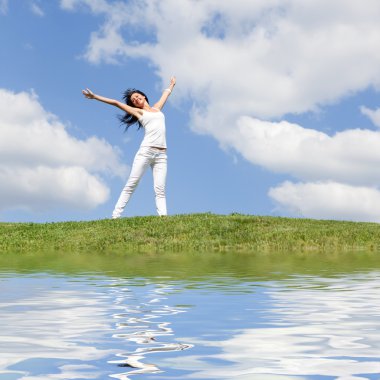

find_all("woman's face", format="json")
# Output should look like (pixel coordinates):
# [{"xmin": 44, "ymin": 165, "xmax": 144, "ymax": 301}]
[{"xmin": 130, "ymin": 92, "xmax": 145, "ymax": 108}]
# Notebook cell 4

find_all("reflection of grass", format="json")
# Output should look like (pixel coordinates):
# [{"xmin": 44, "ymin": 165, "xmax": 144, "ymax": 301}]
[{"xmin": 1, "ymin": 213, "xmax": 380, "ymax": 253}]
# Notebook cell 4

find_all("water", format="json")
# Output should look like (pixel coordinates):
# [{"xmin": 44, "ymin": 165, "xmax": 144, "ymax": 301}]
[{"xmin": 1, "ymin": 251, "xmax": 380, "ymax": 380}]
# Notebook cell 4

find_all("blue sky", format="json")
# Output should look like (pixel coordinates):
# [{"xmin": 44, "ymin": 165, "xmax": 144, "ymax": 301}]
[{"xmin": 1, "ymin": 0, "xmax": 380, "ymax": 223}]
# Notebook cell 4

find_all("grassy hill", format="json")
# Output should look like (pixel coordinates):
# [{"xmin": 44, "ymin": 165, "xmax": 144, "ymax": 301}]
[{"xmin": 1, "ymin": 213, "xmax": 380, "ymax": 253}]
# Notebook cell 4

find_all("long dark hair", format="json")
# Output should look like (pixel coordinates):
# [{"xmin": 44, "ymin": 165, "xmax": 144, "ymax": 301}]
[{"xmin": 118, "ymin": 88, "xmax": 149, "ymax": 131}]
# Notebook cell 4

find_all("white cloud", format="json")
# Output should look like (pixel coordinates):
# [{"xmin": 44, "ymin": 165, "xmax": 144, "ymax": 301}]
[
  {"xmin": 269, "ymin": 181, "xmax": 380, "ymax": 222},
  {"xmin": 62, "ymin": 0, "xmax": 380, "ymax": 142},
  {"xmin": 63, "ymin": 0, "xmax": 380, "ymax": 222},
  {"xmin": 0, "ymin": 89, "xmax": 127, "ymax": 213},
  {"xmin": 229, "ymin": 116, "xmax": 380, "ymax": 186},
  {"xmin": 229, "ymin": 117, "xmax": 380, "ymax": 222},
  {"xmin": 63, "ymin": 0, "xmax": 380, "ymax": 117},
  {"xmin": 360, "ymin": 105, "xmax": 380, "ymax": 128}
]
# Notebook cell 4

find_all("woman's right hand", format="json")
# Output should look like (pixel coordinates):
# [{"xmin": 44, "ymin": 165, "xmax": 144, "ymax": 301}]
[
  {"xmin": 82, "ymin": 88, "xmax": 95, "ymax": 99},
  {"xmin": 169, "ymin": 76, "xmax": 176, "ymax": 88}
]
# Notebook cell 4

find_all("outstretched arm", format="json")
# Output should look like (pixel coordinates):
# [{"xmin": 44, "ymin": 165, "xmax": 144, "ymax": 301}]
[
  {"xmin": 153, "ymin": 76, "xmax": 176, "ymax": 110},
  {"xmin": 82, "ymin": 88, "xmax": 142, "ymax": 119}
]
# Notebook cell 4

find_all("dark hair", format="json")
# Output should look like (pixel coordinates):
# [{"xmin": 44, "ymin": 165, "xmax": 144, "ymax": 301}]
[{"xmin": 118, "ymin": 88, "xmax": 149, "ymax": 131}]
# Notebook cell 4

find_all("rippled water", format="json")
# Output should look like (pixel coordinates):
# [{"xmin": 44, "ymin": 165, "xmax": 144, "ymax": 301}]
[{"xmin": 1, "ymin": 251, "xmax": 380, "ymax": 380}]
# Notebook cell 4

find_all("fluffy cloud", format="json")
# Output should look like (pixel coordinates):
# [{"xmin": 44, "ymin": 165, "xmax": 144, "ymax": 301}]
[
  {"xmin": 225, "ymin": 116, "xmax": 380, "ymax": 221},
  {"xmin": 230, "ymin": 117, "xmax": 380, "ymax": 186},
  {"xmin": 0, "ymin": 89, "xmax": 127, "ymax": 213},
  {"xmin": 62, "ymin": 0, "xmax": 380, "ymax": 221},
  {"xmin": 269, "ymin": 181, "xmax": 380, "ymax": 222},
  {"xmin": 62, "ymin": 0, "xmax": 380, "ymax": 118}
]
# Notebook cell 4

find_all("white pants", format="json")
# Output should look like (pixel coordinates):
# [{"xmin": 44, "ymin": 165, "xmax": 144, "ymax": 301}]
[{"xmin": 112, "ymin": 146, "xmax": 167, "ymax": 218}]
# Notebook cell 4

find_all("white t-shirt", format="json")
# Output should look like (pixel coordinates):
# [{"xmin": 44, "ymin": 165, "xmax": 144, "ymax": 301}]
[{"xmin": 139, "ymin": 110, "xmax": 167, "ymax": 149}]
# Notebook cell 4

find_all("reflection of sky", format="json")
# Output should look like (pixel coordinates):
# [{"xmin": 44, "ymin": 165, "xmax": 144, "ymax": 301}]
[
  {"xmin": 1, "ymin": 272, "xmax": 380, "ymax": 380},
  {"xmin": 0, "ymin": 275, "xmax": 117, "ymax": 379},
  {"xmin": 169, "ymin": 273, "xmax": 380, "ymax": 380},
  {"xmin": 0, "ymin": 274, "xmax": 193, "ymax": 380}
]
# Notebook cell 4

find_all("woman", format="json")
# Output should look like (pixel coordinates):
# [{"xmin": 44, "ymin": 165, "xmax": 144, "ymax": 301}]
[{"xmin": 82, "ymin": 76, "xmax": 176, "ymax": 219}]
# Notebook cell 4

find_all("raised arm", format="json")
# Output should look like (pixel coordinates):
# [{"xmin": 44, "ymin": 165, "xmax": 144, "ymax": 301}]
[
  {"xmin": 82, "ymin": 88, "xmax": 142, "ymax": 119},
  {"xmin": 153, "ymin": 76, "xmax": 176, "ymax": 111}
]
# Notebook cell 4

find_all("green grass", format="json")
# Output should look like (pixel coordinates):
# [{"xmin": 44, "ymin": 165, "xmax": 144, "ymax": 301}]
[{"xmin": 1, "ymin": 213, "xmax": 380, "ymax": 253}]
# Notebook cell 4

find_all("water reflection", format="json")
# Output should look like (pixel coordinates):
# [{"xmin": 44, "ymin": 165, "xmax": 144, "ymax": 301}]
[
  {"xmin": 107, "ymin": 282, "xmax": 192, "ymax": 379},
  {"xmin": 176, "ymin": 273, "xmax": 380, "ymax": 380},
  {"xmin": 0, "ymin": 251, "xmax": 380, "ymax": 379},
  {"xmin": 0, "ymin": 275, "xmax": 192, "ymax": 380},
  {"xmin": 0, "ymin": 275, "xmax": 116, "ymax": 380}
]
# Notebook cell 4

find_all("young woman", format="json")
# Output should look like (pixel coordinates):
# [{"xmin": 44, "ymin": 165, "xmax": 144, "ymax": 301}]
[{"xmin": 82, "ymin": 76, "xmax": 176, "ymax": 219}]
